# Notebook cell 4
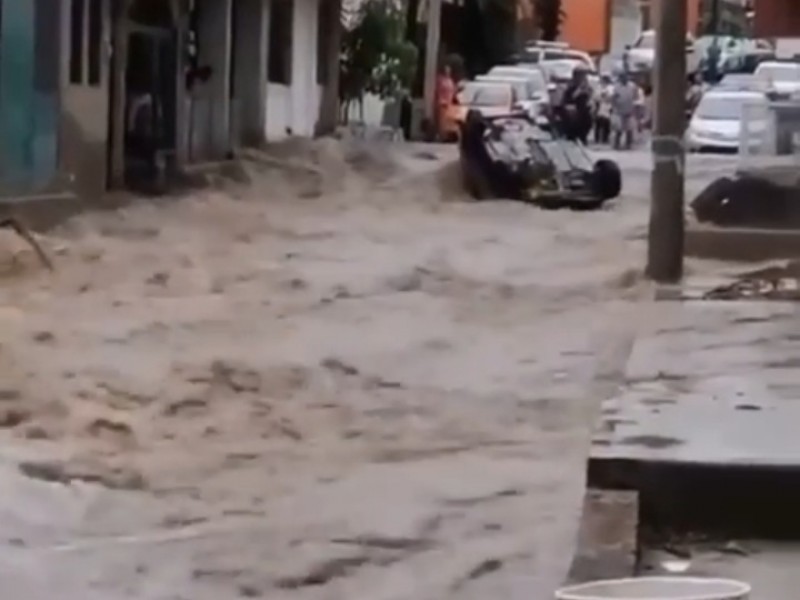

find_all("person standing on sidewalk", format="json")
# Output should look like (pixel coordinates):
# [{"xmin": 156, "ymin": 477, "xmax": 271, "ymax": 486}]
[
  {"xmin": 562, "ymin": 68, "xmax": 593, "ymax": 144},
  {"xmin": 435, "ymin": 65, "xmax": 456, "ymax": 141},
  {"xmin": 594, "ymin": 74, "xmax": 614, "ymax": 145},
  {"xmin": 611, "ymin": 72, "xmax": 639, "ymax": 150}
]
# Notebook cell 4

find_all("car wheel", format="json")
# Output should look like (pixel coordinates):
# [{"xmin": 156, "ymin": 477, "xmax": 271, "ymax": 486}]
[
  {"xmin": 592, "ymin": 159, "xmax": 622, "ymax": 200},
  {"xmin": 690, "ymin": 176, "xmax": 734, "ymax": 223}
]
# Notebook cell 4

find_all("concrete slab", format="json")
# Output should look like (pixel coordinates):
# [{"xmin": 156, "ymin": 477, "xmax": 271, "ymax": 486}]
[
  {"xmin": 588, "ymin": 300, "xmax": 800, "ymax": 537},
  {"xmin": 592, "ymin": 300, "xmax": 800, "ymax": 466}
]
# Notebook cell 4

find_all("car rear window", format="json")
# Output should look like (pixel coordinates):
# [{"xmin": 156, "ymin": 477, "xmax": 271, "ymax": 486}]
[{"xmin": 459, "ymin": 84, "xmax": 511, "ymax": 107}]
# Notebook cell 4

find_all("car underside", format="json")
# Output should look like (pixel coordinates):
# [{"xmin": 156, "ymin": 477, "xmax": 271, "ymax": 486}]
[{"xmin": 458, "ymin": 111, "xmax": 622, "ymax": 209}]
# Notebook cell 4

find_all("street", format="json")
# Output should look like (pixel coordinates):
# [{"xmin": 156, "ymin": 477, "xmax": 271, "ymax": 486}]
[{"xmin": 0, "ymin": 141, "xmax": 736, "ymax": 599}]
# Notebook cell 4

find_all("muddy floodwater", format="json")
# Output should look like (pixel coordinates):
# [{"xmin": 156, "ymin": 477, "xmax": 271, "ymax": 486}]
[{"xmin": 0, "ymin": 140, "xmax": 659, "ymax": 599}]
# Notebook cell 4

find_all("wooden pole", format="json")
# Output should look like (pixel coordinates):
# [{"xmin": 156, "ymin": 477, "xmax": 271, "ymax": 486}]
[
  {"xmin": 646, "ymin": 0, "xmax": 687, "ymax": 283},
  {"xmin": 109, "ymin": 0, "xmax": 133, "ymax": 189},
  {"xmin": 315, "ymin": 0, "xmax": 343, "ymax": 136},
  {"xmin": 422, "ymin": 0, "xmax": 442, "ymax": 128}
]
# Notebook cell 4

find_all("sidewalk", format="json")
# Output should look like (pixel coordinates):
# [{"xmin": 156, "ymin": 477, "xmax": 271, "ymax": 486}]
[
  {"xmin": 592, "ymin": 297, "xmax": 800, "ymax": 470},
  {"xmin": 573, "ymin": 286, "xmax": 800, "ymax": 594}
]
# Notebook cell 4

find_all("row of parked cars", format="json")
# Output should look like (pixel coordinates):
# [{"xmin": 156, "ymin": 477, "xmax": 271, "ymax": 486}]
[
  {"xmin": 439, "ymin": 41, "xmax": 598, "ymax": 142},
  {"xmin": 687, "ymin": 59, "xmax": 800, "ymax": 152}
]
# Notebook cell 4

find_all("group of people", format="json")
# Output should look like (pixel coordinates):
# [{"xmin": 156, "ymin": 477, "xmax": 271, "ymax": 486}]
[{"xmin": 554, "ymin": 68, "xmax": 649, "ymax": 150}]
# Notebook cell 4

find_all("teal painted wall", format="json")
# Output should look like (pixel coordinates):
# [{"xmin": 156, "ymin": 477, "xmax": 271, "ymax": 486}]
[{"xmin": 0, "ymin": 0, "xmax": 60, "ymax": 193}]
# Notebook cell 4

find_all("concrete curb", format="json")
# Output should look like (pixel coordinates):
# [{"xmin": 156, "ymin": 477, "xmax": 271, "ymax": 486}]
[
  {"xmin": 686, "ymin": 224, "xmax": 800, "ymax": 261},
  {"xmin": 565, "ymin": 490, "xmax": 639, "ymax": 584}
]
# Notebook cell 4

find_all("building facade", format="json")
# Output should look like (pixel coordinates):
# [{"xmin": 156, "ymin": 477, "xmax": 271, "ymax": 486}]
[
  {"xmin": 3, "ymin": 0, "xmax": 333, "ymax": 204},
  {"xmin": 0, "ymin": 2, "xmax": 63, "ymax": 196},
  {"xmin": 753, "ymin": 0, "xmax": 800, "ymax": 38}
]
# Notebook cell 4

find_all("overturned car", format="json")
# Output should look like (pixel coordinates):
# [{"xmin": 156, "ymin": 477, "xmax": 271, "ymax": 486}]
[{"xmin": 458, "ymin": 110, "xmax": 621, "ymax": 209}]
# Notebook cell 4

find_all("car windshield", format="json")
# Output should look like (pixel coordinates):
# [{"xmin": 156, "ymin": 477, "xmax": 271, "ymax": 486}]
[
  {"xmin": 636, "ymin": 32, "xmax": 655, "ymax": 49},
  {"xmin": 459, "ymin": 84, "xmax": 510, "ymax": 106},
  {"xmin": 696, "ymin": 95, "xmax": 763, "ymax": 120},
  {"xmin": 489, "ymin": 69, "xmax": 547, "ymax": 93},
  {"xmin": 757, "ymin": 64, "xmax": 800, "ymax": 82}
]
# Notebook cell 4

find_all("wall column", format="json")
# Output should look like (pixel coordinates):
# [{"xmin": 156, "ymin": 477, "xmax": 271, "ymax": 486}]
[
  {"xmin": 233, "ymin": 0, "xmax": 268, "ymax": 147},
  {"xmin": 197, "ymin": 0, "xmax": 232, "ymax": 157}
]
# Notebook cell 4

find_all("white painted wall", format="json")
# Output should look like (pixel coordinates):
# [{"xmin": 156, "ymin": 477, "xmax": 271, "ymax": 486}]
[
  {"xmin": 609, "ymin": 0, "xmax": 642, "ymax": 57},
  {"xmin": 345, "ymin": 93, "xmax": 386, "ymax": 126},
  {"xmin": 264, "ymin": 0, "xmax": 324, "ymax": 141}
]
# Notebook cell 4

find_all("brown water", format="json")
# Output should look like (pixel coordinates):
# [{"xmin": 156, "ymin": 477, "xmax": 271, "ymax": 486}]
[{"xmin": 0, "ymin": 139, "xmax": 658, "ymax": 599}]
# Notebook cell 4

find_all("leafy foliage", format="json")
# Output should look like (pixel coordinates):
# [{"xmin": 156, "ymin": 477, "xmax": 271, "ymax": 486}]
[
  {"xmin": 533, "ymin": 0, "xmax": 564, "ymax": 41},
  {"xmin": 340, "ymin": 0, "xmax": 418, "ymax": 103}
]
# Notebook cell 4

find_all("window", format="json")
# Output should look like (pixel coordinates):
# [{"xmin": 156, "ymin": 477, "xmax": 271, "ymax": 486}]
[
  {"xmin": 268, "ymin": 0, "xmax": 293, "ymax": 85},
  {"xmin": 69, "ymin": 0, "xmax": 103, "ymax": 87},
  {"xmin": 87, "ymin": 0, "xmax": 103, "ymax": 85},
  {"xmin": 695, "ymin": 95, "xmax": 764, "ymax": 120},
  {"xmin": 316, "ymin": 0, "xmax": 331, "ymax": 84},
  {"xmin": 70, "ymin": 0, "xmax": 85, "ymax": 84}
]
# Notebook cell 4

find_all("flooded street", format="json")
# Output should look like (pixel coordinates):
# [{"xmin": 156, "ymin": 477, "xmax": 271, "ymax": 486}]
[{"xmin": 0, "ymin": 141, "xmax": 684, "ymax": 599}]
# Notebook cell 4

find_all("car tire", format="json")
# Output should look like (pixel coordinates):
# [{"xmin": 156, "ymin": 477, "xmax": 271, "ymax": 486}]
[
  {"xmin": 691, "ymin": 176, "xmax": 734, "ymax": 223},
  {"xmin": 592, "ymin": 159, "xmax": 622, "ymax": 200}
]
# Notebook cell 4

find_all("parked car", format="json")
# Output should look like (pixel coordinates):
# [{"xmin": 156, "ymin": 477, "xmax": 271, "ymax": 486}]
[
  {"xmin": 487, "ymin": 65, "xmax": 550, "ymax": 100},
  {"xmin": 624, "ymin": 29, "xmax": 699, "ymax": 74},
  {"xmin": 476, "ymin": 75, "xmax": 550, "ymax": 126},
  {"xmin": 441, "ymin": 81, "xmax": 520, "ymax": 140},
  {"xmin": 687, "ymin": 89, "xmax": 769, "ymax": 152},
  {"xmin": 440, "ymin": 81, "xmax": 519, "ymax": 141},
  {"xmin": 486, "ymin": 65, "xmax": 551, "ymax": 110},
  {"xmin": 715, "ymin": 73, "xmax": 761, "ymax": 91},
  {"xmin": 755, "ymin": 61, "xmax": 800, "ymax": 99},
  {"xmin": 520, "ymin": 41, "xmax": 597, "ymax": 73},
  {"xmin": 720, "ymin": 49, "xmax": 776, "ymax": 75},
  {"xmin": 540, "ymin": 59, "xmax": 579, "ymax": 83}
]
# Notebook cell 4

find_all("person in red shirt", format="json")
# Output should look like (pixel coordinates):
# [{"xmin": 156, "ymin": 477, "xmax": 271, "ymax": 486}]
[{"xmin": 436, "ymin": 65, "xmax": 456, "ymax": 141}]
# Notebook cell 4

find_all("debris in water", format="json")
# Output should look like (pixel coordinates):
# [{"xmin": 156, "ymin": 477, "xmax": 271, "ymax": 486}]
[{"xmin": 619, "ymin": 435, "xmax": 684, "ymax": 449}]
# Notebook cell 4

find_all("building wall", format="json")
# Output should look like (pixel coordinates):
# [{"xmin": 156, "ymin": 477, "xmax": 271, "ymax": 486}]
[
  {"xmin": 641, "ymin": 0, "xmax": 701, "ymax": 33},
  {"xmin": 754, "ymin": 0, "xmax": 800, "ymax": 38},
  {"xmin": 559, "ymin": 0, "xmax": 611, "ymax": 53},
  {"xmin": 233, "ymin": 0, "xmax": 269, "ymax": 146},
  {"xmin": 609, "ymin": 0, "xmax": 642, "ymax": 56},
  {"xmin": 190, "ymin": 0, "xmax": 234, "ymax": 161},
  {"xmin": 61, "ymin": 0, "xmax": 111, "ymax": 199},
  {"xmin": 265, "ymin": 0, "xmax": 323, "ymax": 141},
  {"xmin": 0, "ymin": 0, "xmax": 65, "ymax": 197}
]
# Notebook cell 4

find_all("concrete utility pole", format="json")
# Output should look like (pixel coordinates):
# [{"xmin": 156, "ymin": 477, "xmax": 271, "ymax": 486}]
[
  {"xmin": 646, "ymin": 0, "xmax": 687, "ymax": 283},
  {"xmin": 422, "ymin": 0, "xmax": 442, "ymax": 131}
]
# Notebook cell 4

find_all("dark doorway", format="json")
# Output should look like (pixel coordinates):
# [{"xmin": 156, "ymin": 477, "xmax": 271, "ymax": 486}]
[{"xmin": 117, "ymin": 0, "xmax": 178, "ymax": 193}]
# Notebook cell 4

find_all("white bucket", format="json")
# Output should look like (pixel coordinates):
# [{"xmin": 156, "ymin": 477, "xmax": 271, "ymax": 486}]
[{"xmin": 555, "ymin": 577, "xmax": 750, "ymax": 600}]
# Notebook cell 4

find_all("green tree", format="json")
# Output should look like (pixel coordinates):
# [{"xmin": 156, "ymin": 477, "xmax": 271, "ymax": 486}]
[
  {"xmin": 340, "ymin": 0, "xmax": 418, "ymax": 121},
  {"xmin": 534, "ymin": 0, "xmax": 564, "ymax": 41}
]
